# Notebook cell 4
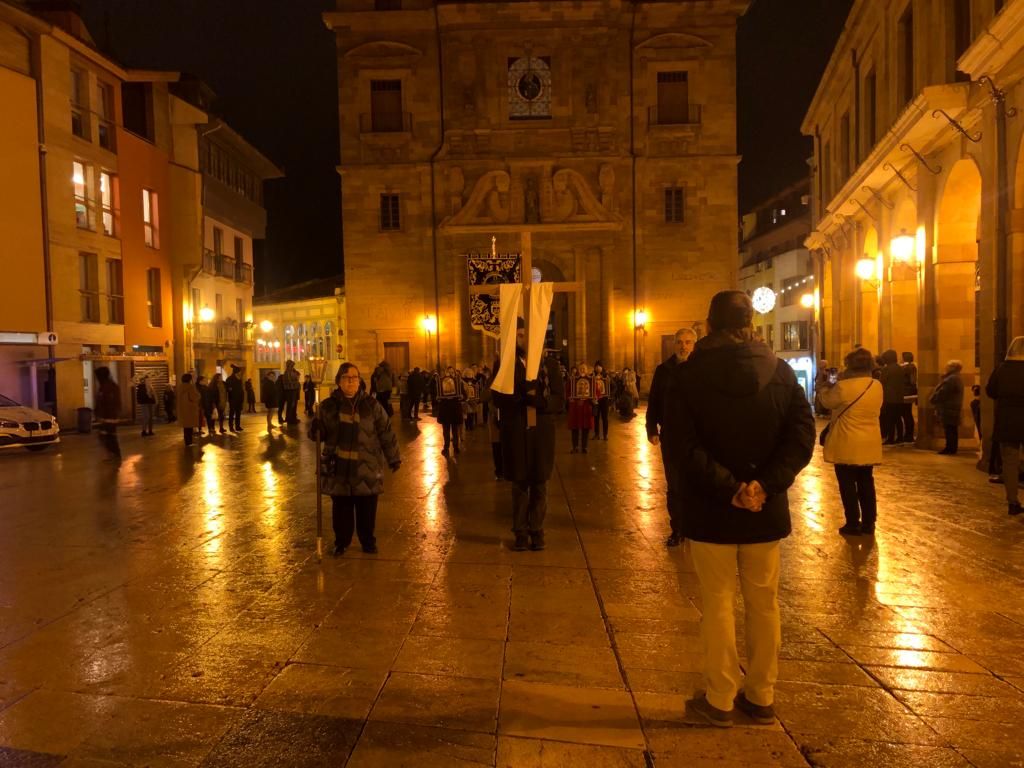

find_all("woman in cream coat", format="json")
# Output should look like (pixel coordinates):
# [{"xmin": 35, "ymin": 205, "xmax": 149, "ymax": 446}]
[{"xmin": 819, "ymin": 348, "xmax": 883, "ymax": 536}]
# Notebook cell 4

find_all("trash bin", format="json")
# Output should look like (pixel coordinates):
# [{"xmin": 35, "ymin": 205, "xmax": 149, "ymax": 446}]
[{"xmin": 77, "ymin": 407, "xmax": 93, "ymax": 434}]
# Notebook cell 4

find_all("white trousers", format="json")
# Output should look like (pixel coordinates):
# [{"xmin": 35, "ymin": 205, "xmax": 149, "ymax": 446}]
[{"xmin": 689, "ymin": 540, "xmax": 781, "ymax": 710}]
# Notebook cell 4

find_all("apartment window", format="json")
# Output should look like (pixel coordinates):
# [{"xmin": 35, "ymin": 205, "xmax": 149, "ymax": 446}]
[
  {"xmin": 80, "ymin": 253, "xmax": 100, "ymax": 322},
  {"xmin": 656, "ymin": 71, "xmax": 691, "ymax": 125},
  {"xmin": 864, "ymin": 70, "xmax": 877, "ymax": 153},
  {"xmin": 234, "ymin": 236, "xmax": 244, "ymax": 262},
  {"xmin": 782, "ymin": 321, "xmax": 809, "ymax": 351},
  {"xmin": 213, "ymin": 226, "xmax": 224, "ymax": 255},
  {"xmin": 380, "ymin": 193, "xmax": 401, "ymax": 231},
  {"xmin": 839, "ymin": 112, "xmax": 851, "ymax": 181},
  {"xmin": 191, "ymin": 287, "xmax": 201, "ymax": 321},
  {"xmin": 664, "ymin": 187, "xmax": 685, "ymax": 223},
  {"xmin": 142, "ymin": 189, "xmax": 158, "ymax": 247},
  {"xmin": 122, "ymin": 82, "xmax": 154, "ymax": 142},
  {"xmin": 767, "ymin": 325, "xmax": 776, "ymax": 350},
  {"xmin": 898, "ymin": 4, "xmax": 915, "ymax": 109},
  {"xmin": 146, "ymin": 268, "xmax": 162, "ymax": 327},
  {"xmin": 235, "ymin": 298, "xmax": 244, "ymax": 325},
  {"xmin": 106, "ymin": 259, "xmax": 124, "ymax": 324},
  {"xmin": 780, "ymin": 276, "xmax": 807, "ymax": 308},
  {"xmin": 215, "ymin": 294, "xmax": 224, "ymax": 338},
  {"xmin": 70, "ymin": 67, "xmax": 88, "ymax": 139},
  {"xmin": 951, "ymin": 0, "xmax": 972, "ymax": 81},
  {"xmin": 370, "ymin": 80, "xmax": 404, "ymax": 132},
  {"xmin": 97, "ymin": 81, "xmax": 115, "ymax": 151},
  {"xmin": 73, "ymin": 161, "xmax": 92, "ymax": 229},
  {"xmin": 100, "ymin": 172, "xmax": 115, "ymax": 236}
]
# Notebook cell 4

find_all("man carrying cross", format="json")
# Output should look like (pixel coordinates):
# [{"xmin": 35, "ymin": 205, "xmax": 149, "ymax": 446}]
[{"xmin": 493, "ymin": 317, "xmax": 564, "ymax": 551}]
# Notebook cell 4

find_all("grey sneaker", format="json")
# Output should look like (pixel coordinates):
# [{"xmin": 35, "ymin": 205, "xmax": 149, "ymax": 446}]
[
  {"xmin": 687, "ymin": 693, "xmax": 733, "ymax": 728},
  {"xmin": 734, "ymin": 691, "xmax": 775, "ymax": 724}
]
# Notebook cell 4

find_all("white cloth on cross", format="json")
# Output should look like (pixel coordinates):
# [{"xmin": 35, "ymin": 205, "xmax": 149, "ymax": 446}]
[{"xmin": 492, "ymin": 282, "xmax": 554, "ymax": 395}]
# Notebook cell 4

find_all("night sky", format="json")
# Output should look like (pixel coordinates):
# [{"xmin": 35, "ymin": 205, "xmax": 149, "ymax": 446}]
[{"xmin": 80, "ymin": 0, "xmax": 852, "ymax": 293}]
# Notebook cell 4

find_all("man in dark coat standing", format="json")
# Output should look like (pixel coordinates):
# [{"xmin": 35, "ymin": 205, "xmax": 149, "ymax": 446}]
[
  {"xmin": 987, "ymin": 336, "xmax": 1024, "ymax": 515},
  {"xmin": 225, "ymin": 365, "xmax": 245, "ymax": 432},
  {"xmin": 494, "ymin": 321, "xmax": 564, "ymax": 552},
  {"xmin": 665, "ymin": 291, "xmax": 814, "ymax": 728},
  {"xmin": 647, "ymin": 327, "xmax": 696, "ymax": 547},
  {"xmin": 407, "ymin": 367, "xmax": 425, "ymax": 421}
]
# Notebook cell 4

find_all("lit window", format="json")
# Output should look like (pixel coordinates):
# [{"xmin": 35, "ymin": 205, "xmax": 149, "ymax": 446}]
[
  {"xmin": 100, "ymin": 172, "xmax": 115, "ymax": 236},
  {"xmin": 73, "ymin": 161, "xmax": 93, "ymax": 230},
  {"xmin": 142, "ymin": 189, "xmax": 158, "ymax": 247}
]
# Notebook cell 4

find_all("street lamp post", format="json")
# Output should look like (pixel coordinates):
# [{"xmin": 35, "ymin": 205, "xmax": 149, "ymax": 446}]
[
  {"xmin": 308, "ymin": 356, "xmax": 328, "ymax": 562},
  {"xmin": 421, "ymin": 315, "xmax": 437, "ymax": 371}
]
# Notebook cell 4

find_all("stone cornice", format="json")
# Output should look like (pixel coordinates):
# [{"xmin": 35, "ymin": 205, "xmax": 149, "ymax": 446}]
[
  {"xmin": 801, "ymin": 0, "xmax": 868, "ymax": 136},
  {"xmin": 958, "ymin": 0, "xmax": 1024, "ymax": 82},
  {"xmin": 806, "ymin": 83, "xmax": 971, "ymax": 249}
]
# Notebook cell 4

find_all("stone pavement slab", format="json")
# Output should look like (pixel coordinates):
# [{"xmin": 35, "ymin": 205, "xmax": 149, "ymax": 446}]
[{"xmin": 2, "ymin": 407, "xmax": 1024, "ymax": 764}]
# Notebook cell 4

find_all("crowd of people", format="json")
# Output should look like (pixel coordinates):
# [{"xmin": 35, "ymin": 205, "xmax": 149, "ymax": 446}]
[{"xmin": 84, "ymin": 289, "xmax": 1024, "ymax": 730}]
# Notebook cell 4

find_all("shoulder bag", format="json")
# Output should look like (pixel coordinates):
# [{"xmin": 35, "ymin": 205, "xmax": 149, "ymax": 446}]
[{"xmin": 819, "ymin": 380, "xmax": 875, "ymax": 447}]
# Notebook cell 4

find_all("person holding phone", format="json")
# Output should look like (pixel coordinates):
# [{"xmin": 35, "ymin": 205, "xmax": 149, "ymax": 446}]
[{"xmin": 819, "ymin": 348, "xmax": 883, "ymax": 535}]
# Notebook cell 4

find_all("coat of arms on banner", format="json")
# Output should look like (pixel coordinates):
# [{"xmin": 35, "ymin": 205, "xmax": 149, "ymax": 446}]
[{"xmin": 466, "ymin": 253, "xmax": 521, "ymax": 336}]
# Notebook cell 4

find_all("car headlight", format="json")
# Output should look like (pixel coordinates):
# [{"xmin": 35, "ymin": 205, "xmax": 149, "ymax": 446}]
[{"xmin": 0, "ymin": 421, "xmax": 18, "ymax": 429}]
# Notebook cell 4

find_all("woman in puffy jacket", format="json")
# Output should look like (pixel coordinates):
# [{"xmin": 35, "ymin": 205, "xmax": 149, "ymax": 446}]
[
  {"xmin": 819, "ymin": 348, "xmax": 883, "ymax": 536},
  {"xmin": 311, "ymin": 362, "xmax": 401, "ymax": 556}
]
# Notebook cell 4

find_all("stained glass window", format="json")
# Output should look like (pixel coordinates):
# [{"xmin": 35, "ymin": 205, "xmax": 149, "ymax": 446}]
[{"xmin": 508, "ymin": 57, "xmax": 551, "ymax": 120}]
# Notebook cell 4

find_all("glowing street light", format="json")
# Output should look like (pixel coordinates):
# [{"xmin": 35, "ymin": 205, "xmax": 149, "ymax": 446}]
[
  {"xmin": 633, "ymin": 309, "xmax": 648, "ymax": 329},
  {"xmin": 421, "ymin": 315, "xmax": 437, "ymax": 334},
  {"xmin": 890, "ymin": 230, "xmax": 916, "ymax": 263},
  {"xmin": 198, "ymin": 306, "xmax": 215, "ymax": 323},
  {"xmin": 259, "ymin": 319, "xmax": 273, "ymax": 333},
  {"xmin": 799, "ymin": 292, "xmax": 815, "ymax": 309},
  {"xmin": 855, "ymin": 258, "xmax": 878, "ymax": 281}
]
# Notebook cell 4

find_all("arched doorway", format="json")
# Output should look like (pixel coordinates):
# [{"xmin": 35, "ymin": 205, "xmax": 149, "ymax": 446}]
[
  {"xmin": 533, "ymin": 258, "xmax": 572, "ymax": 366},
  {"xmin": 935, "ymin": 159, "xmax": 982, "ymax": 375}
]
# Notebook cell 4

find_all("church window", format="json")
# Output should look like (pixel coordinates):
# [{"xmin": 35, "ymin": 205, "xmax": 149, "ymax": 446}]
[
  {"xmin": 664, "ymin": 187, "xmax": 685, "ymax": 224},
  {"xmin": 507, "ymin": 57, "xmax": 552, "ymax": 120},
  {"xmin": 656, "ymin": 71, "xmax": 692, "ymax": 125},
  {"xmin": 370, "ymin": 80, "xmax": 404, "ymax": 132},
  {"xmin": 380, "ymin": 193, "xmax": 401, "ymax": 231}
]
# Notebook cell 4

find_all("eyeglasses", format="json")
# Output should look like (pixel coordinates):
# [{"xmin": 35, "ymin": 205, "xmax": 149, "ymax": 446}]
[{"xmin": 339, "ymin": 375, "xmax": 360, "ymax": 382}]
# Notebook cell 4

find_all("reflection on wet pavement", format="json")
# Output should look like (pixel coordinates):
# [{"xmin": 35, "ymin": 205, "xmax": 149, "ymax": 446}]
[{"xmin": 1, "ymin": 407, "xmax": 1023, "ymax": 766}]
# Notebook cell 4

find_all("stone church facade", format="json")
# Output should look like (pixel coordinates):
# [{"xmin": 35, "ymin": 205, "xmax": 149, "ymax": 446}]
[{"xmin": 326, "ymin": 0, "xmax": 748, "ymax": 382}]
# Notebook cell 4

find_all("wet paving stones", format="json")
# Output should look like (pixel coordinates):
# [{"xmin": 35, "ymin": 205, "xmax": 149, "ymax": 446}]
[{"xmin": 2, "ymin": 409, "xmax": 1024, "ymax": 764}]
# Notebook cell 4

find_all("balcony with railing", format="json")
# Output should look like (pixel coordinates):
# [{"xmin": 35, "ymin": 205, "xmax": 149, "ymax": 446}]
[
  {"xmin": 192, "ymin": 320, "xmax": 252, "ymax": 347},
  {"xmin": 235, "ymin": 262, "xmax": 253, "ymax": 286},
  {"xmin": 648, "ymin": 104, "xmax": 703, "ymax": 129}
]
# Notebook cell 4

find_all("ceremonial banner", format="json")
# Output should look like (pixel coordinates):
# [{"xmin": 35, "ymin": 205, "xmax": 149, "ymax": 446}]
[{"xmin": 467, "ymin": 254, "xmax": 521, "ymax": 336}]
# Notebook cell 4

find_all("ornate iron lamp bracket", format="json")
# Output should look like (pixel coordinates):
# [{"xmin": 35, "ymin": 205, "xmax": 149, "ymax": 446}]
[
  {"xmin": 899, "ymin": 143, "xmax": 943, "ymax": 175},
  {"xmin": 852, "ymin": 198, "xmax": 879, "ymax": 222},
  {"xmin": 932, "ymin": 108, "xmax": 982, "ymax": 143},
  {"xmin": 977, "ymin": 75, "xmax": 1019, "ymax": 118},
  {"xmin": 862, "ymin": 186, "xmax": 895, "ymax": 210},
  {"xmin": 883, "ymin": 162, "xmax": 918, "ymax": 192}
]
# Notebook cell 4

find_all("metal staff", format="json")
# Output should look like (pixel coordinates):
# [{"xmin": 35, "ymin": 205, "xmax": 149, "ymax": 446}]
[{"xmin": 308, "ymin": 357, "xmax": 328, "ymax": 561}]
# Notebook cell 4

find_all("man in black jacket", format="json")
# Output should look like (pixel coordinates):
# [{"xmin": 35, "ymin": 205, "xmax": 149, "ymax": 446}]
[
  {"xmin": 225, "ymin": 365, "xmax": 245, "ymax": 432},
  {"xmin": 647, "ymin": 327, "xmax": 697, "ymax": 547},
  {"xmin": 493, "ymin": 321, "xmax": 565, "ymax": 552},
  {"xmin": 665, "ymin": 291, "xmax": 814, "ymax": 728}
]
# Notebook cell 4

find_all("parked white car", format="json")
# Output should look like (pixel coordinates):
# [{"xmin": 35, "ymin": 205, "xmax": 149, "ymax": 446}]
[{"xmin": 0, "ymin": 394, "xmax": 60, "ymax": 451}]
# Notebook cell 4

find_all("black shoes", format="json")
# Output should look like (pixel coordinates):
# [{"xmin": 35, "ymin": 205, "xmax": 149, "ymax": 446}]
[
  {"xmin": 666, "ymin": 533, "xmax": 683, "ymax": 547},
  {"xmin": 332, "ymin": 544, "xmax": 346, "ymax": 557},
  {"xmin": 362, "ymin": 544, "xmax": 378, "ymax": 554},
  {"xmin": 513, "ymin": 533, "xmax": 530, "ymax": 551},
  {"xmin": 734, "ymin": 692, "xmax": 776, "ymax": 725},
  {"xmin": 529, "ymin": 531, "xmax": 545, "ymax": 551},
  {"xmin": 1010, "ymin": 503, "xmax": 1023, "ymax": 516},
  {"xmin": 688, "ymin": 693, "xmax": 733, "ymax": 728},
  {"xmin": 838, "ymin": 523, "xmax": 861, "ymax": 535}
]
